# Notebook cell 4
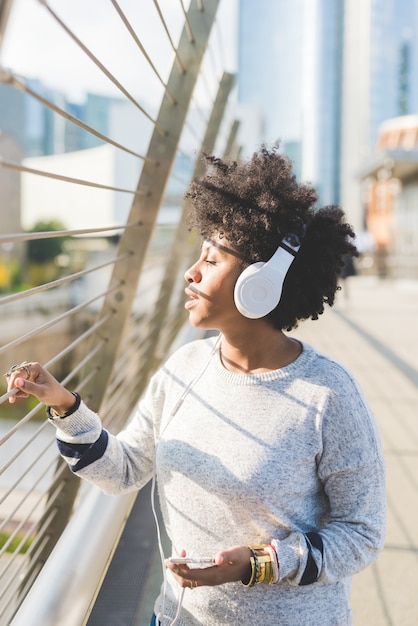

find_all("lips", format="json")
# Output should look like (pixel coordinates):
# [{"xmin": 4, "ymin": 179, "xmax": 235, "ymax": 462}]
[
  {"xmin": 185, "ymin": 287, "xmax": 199, "ymax": 300},
  {"xmin": 185, "ymin": 286, "xmax": 199, "ymax": 309}
]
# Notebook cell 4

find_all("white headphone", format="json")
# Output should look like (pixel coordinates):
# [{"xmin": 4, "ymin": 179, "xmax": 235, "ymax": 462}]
[{"xmin": 234, "ymin": 233, "xmax": 303, "ymax": 319}]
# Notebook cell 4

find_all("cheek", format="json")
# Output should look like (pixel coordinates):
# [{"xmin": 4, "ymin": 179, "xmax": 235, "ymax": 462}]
[{"xmin": 219, "ymin": 272, "xmax": 241, "ymax": 307}]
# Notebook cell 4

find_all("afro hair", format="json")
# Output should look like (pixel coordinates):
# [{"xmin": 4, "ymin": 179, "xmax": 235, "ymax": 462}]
[{"xmin": 186, "ymin": 145, "xmax": 358, "ymax": 330}]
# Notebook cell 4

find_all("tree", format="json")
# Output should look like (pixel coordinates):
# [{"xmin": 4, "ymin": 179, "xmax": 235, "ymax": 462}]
[{"xmin": 27, "ymin": 219, "xmax": 68, "ymax": 264}]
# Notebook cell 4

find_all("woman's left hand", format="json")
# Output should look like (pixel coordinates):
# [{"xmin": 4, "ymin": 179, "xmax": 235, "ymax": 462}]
[
  {"xmin": 5, "ymin": 361, "xmax": 76, "ymax": 414},
  {"xmin": 165, "ymin": 546, "xmax": 251, "ymax": 589}
]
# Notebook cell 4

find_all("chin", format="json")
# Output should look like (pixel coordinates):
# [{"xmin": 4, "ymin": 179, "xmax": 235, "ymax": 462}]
[
  {"xmin": 187, "ymin": 315, "xmax": 203, "ymax": 328},
  {"xmin": 188, "ymin": 316, "xmax": 216, "ymax": 331}
]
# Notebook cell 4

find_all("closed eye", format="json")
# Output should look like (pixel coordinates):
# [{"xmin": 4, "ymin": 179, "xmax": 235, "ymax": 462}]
[{"xmin": 205, "ymin": 259, "xmax": 216, "ymax": 265}]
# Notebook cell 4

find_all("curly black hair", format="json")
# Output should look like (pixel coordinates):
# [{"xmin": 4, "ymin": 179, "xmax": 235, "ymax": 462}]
[{"xmin": 186, "ymin": 144, "xmax": 358, "ymax": 331}]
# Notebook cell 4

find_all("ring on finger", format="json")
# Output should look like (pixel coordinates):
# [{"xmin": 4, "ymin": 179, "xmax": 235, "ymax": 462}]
[
  {"xmin": 4, "ymin": 361, "xmax": 30, "ymax": 378},
  {"xmin": 190, "ymin": 580, "xmax": 198, "ymax": 589}
]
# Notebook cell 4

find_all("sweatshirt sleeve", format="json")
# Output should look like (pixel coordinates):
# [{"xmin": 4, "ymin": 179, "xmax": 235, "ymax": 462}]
[
  {"xmin": 49, "ymin": 396, "xmax": 157, "ymax": 495},
  {"xmin": 272, "ymin": 372, "xmax": 386, "ymax": 586},
  {"xmin": 47, "ymin": 343, "xmax": 204, "ymax": 495}
]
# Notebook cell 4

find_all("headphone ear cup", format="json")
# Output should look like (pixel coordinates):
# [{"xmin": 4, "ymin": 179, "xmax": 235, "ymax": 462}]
[{"xmin": 234, "ymin": 262, "xmax": 282, "ymax": 319}]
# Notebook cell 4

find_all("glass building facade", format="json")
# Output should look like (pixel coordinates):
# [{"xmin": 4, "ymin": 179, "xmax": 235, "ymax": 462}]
[
  {"xmin": 237, "ymin": 0, "xmax": 418, "ymax": 214},
  {"xmin": 238, "ymin": 0, "xmax": 343, "ymax": 206},
  {"xmin": 369, "ymin": 0, "xmax": 418, "ymax": 146},
  {"xmin": 238, "ymin": 0, "xmax": 304, "ymax": 177}
]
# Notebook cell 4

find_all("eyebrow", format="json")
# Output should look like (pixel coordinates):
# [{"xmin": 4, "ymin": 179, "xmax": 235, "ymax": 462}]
[{"xmin": 205, "ymin": 238, "xmax": 247, "ymax": 261}]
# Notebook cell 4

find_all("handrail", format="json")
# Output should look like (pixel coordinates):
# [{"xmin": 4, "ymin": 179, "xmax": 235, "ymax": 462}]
[{"xmin": 11, "ymin": 485, "xmax": 138, "ymax": 626}]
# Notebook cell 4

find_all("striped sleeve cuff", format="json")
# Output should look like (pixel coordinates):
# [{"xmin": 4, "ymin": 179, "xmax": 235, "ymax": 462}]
[
  {"xmin": 57, "ymin": 429, "xmax": 109, "ymax": 472},
  {"xmin": 299, "ymin": 532, "xmax": 324, "ymax": 585},
  {"xmin": 272, "ymin": 530, "xmax": 324, "ymax": 585}
]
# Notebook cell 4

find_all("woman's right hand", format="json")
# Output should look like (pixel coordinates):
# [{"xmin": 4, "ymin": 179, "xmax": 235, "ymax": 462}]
[{"xmin": 5, "ymin": 361, "xmax": 76, "ymax": 415}]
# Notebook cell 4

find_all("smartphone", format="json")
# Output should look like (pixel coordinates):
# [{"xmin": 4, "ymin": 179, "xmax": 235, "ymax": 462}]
[{"xmin": 168, "ymin": 557, "xmax": 214, "ymax": 565}]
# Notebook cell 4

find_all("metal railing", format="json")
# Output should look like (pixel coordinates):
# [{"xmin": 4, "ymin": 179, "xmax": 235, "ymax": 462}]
[{"xmin": 0, "ymin": 1, "xmax": 238, "ymax": 623}]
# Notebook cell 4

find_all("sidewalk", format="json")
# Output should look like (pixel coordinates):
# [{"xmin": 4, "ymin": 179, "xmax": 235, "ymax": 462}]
[{"xmin": 293, "ymin": 275, "xmax": 418, "ymax": 626}]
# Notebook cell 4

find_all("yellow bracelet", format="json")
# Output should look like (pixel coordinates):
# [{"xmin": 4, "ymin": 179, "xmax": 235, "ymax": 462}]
[
  {"xmin": 256, "ymin": 555, "xmax": 274, "ymax": 585},
  {"xmin": 246, "ymin": 545, "xmax": 274, "ymax": 585}
]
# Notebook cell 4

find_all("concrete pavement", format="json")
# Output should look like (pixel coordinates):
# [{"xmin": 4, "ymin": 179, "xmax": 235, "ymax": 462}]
[{"xmin": 293, "ymin": 275, "xmax": 418, "ymax": 626}]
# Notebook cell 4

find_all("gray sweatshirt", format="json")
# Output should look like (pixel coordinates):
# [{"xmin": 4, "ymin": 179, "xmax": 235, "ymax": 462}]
[{"xmin": 50, "ymin": 339, "xmax": 386, "ymax": 625}]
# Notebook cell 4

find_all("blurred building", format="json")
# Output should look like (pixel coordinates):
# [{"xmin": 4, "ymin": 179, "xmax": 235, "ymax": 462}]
[
  {"xmin": 359, "ymin": 114, "xmax": 418, "ymax": 278},
  {"xmin": 237, "ymin": 0, "xmax": 418, "ymax": 236},
  {"xmin": 238, "ymin": 0, "xmax": 343, "ymax": 207},
  {"xmin": 0, "ymin": 78, "xmax": 69, "ymax": 156},
  {"xmin": 20, "ymin": 143, "xmax": 189, "ymax": 231},
  {"xmin": 0, "ymin": 131, "xmax": 25, "ymax": 284},
  {"xmin": 0, "ymin": 78, "xmax": 125, "ymax": 157},
  {"xmin": 0, "ymin": 77, "xmax": 192, "ymax": 233},
  {"xmin": 341, "ymin": 0, "xmax": 418, "ymax": 233}
]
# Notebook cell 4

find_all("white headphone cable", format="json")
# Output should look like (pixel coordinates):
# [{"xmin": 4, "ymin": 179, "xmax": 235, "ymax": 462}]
[{"xmin": 151, "ymin": 333, "xmax": 222, "ymax": 626}]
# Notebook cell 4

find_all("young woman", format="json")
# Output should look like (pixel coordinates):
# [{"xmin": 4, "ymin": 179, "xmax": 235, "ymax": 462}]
[{"xmin": 7, "ymin": 146, "xmax": 385, "ymax": 626}]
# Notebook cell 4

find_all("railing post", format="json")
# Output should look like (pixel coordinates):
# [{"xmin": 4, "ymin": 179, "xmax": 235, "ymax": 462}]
[
  {"xmin": 144, "ymin": 72, "xmax": 236, "ymax": 371},
  {"xmin": 224, "ymin": 118, "xmax": 241, "ymax": 160},
  {"xmin": 0, "ymin": 0, "xmax": 14, "ymax": 49},
  {"xmin": 80, "ymin": 0, "xmax": 221, "ymax": 414}
]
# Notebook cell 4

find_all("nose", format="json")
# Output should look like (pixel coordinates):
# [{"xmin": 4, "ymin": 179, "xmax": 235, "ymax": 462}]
[{"xmin": 184, "ymin": 263, "xmax": 201, "ymax": 284}]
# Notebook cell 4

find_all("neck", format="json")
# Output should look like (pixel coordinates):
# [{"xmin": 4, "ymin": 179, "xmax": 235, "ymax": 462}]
[{"xmin": 219, "ymin": 329, "xmax": 302, "ymax": 374}]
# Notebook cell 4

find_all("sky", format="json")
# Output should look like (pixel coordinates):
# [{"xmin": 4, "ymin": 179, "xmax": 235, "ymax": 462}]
[{"xmin": 1, "ymin": 0, "xmax": 238, "ymax": 104}]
